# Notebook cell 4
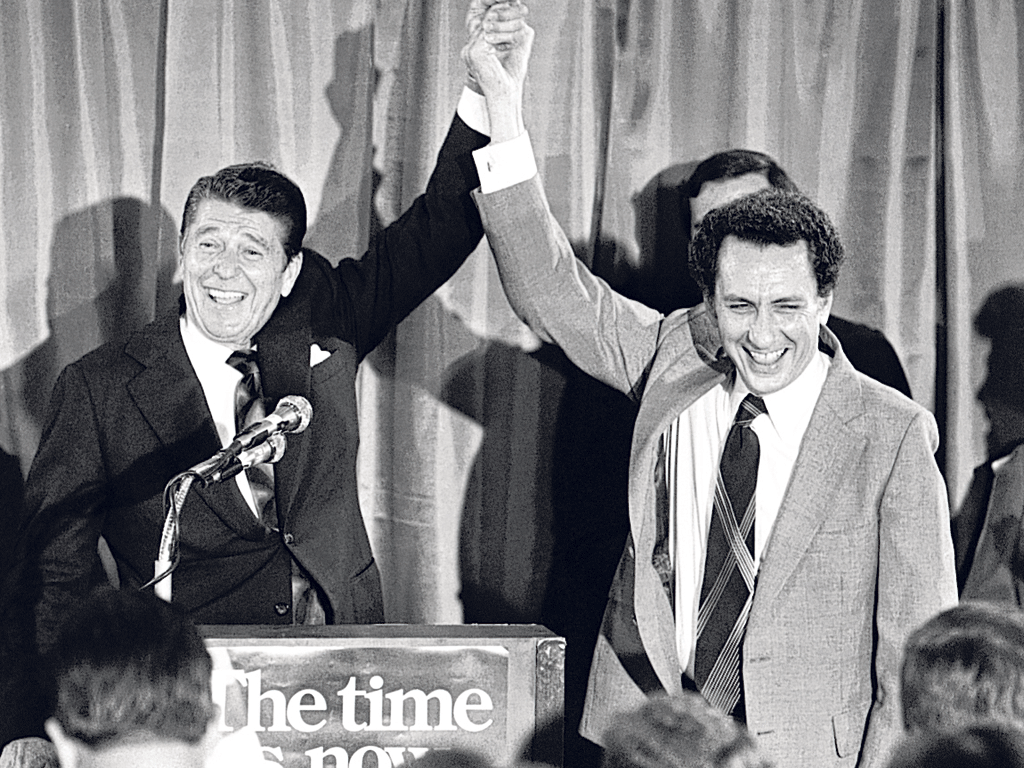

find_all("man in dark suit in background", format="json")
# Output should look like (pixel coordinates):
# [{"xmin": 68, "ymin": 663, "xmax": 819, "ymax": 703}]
[
  {"xmin": 18, "ymin": 2, "xmax": 529, "ymax": 653},
  {"xmin": 951, "ymin": 285, "xmax": 1024, "ymax": 603}
]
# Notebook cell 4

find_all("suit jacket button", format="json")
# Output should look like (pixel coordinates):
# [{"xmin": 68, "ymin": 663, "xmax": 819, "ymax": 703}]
[
  {"xmin": 274, "ymin": 603, "xmax": 289, "ymax": 616},
  {"xmin": 283, "ymin": 533, "xmax": 294, "ymax": 544}
]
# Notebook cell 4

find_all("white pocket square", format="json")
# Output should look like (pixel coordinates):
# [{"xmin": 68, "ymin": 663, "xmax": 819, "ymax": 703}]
[{"xmin": 310, "ymin": 343, "xmax": 331, "ymax": 367}]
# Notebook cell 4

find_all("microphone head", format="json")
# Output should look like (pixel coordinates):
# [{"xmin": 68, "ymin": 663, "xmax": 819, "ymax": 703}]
[{"xmin": 278, "ymin": 395, "xmax": 313, "ymax": 433}]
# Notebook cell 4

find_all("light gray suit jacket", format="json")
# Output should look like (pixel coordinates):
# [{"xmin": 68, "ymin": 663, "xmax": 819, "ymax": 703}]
[{"xmin": 475, "ymin": 176, "xmax": 958, "ymax": 768}]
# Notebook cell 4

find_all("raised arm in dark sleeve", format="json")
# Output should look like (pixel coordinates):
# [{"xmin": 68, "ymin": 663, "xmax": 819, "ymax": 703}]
[{"xmin": 299, "ymin": 114, "xmax": 488, "ymax": 360}]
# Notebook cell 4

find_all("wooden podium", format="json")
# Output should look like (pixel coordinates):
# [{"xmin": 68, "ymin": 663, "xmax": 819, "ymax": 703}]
[{"xmin": 201, "ymin": 624, "xmax": 565, "ymax": 768}]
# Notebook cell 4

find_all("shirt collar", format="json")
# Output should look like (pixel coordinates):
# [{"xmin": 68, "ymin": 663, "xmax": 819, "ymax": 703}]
[
  {"xmin": 992, "ymin": 443, "xmax": 1024, "ymax": 473},
  {"xmin": 729, "ymin": 344, "xmax": 830, "ymax": 450},
  {"xmin": 180, "ymin": 314, "xmax": 252, "ymax": 367}
]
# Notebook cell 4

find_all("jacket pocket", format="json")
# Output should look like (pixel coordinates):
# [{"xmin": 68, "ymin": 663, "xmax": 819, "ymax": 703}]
[{"xmin": 832, "ymin": 705, "xmax": 869, "ymax": 757}]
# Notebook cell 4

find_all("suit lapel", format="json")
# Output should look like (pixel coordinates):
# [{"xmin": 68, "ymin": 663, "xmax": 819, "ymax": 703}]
[
  {"xmin": 634, "ymin": 307, "xmax": 731, "ymax": 479},
  {"xmin": 633, "ymin": 309, "xmax": 731, "ymax": 576},
  {"xmin": 125, "ymin": 314, "xmax": 265, "ymax": 538},
  {"xmin": 632, "ymin": 307, "xmax": 730, "ymax": 687},
  {"xmin": 255, "ymin": 286, "xmax": 313, "ymax": 528},
  {"xmin": 749, "ymin": 328, "xmax": 867, "ymax": 618}
]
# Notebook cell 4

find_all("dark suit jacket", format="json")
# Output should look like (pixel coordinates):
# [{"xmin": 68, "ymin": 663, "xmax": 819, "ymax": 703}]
[
  {"xmin": 826, "ymin": 316, "xmax": 911, "ymax": 398},
  {"xmin": 22, "ymin": 115, "xmax": 487, "ymax": 649}
]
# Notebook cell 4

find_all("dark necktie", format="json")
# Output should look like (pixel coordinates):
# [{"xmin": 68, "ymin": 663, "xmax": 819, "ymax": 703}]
[
  {"xmin": 694, "ymin": 393, "xmax": 767, "ymax": 719},
  {"xmin": 226, "ymin": 349, "xmax": 277, "ymax": 530},
  {"xmin": 226, "ymin": 351, "xmax": 324, "ymax": 625}
]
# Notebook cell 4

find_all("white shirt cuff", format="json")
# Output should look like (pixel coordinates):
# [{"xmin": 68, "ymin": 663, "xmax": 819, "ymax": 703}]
[
  {"xmin": 472, "ymin": 132, "xmax": 538, "ymax": 194},
  {"xmin": 457, "ymin": 87, "xmax": 490, "ymax": 136}
]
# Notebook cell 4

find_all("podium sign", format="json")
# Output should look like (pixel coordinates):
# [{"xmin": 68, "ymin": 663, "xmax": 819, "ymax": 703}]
[{"xmin": 201, "ymin": 625, "xmax": 564, "ymax": 768}]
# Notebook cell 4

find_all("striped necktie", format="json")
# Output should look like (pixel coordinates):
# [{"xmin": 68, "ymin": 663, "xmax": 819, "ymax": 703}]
[
  {"xmin": 693, "ymin": 393, "xmax": 766, "ymax": 720},
  {"xmin": 226, "ymin": 350, "xmax": 323, "ymax": 625},
  {"xmin": 226, "ymin": 349, "xmax": 277, "ymax": 530}
]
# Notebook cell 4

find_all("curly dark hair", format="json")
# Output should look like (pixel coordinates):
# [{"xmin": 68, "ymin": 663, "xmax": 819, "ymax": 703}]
[
  {"xmin": 688, "ymin": 188, "xmax": 844, "ymax": 300},
  {"xmin": 180, "ymin": 160, "xmax": 306, "ymax": 260}
]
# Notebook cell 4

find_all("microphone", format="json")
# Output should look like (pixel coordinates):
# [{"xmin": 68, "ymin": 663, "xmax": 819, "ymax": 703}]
[
  {"xmin": 227, "ymin": 395, "xmax": 312, "ymax": 454},
  {"xmin": 185, "ymin": 395, "xmax": 311, "ymax": 487},
  {"xmin": 153, "ymin": 434, "xmax": 288, "ymax": 600},
  {"xmin": 216, "ymin": 433, "xmax": 287, "ymax": 482},
  {"xmin": 188, "ymin": 433, "xmax": 288, "ymax": 486}
]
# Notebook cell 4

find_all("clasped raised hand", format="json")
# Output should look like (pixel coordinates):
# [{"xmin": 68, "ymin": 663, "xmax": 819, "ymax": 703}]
[{"xmin": 462, "ymin": 0, "xmax": 533, "ymax": 100}]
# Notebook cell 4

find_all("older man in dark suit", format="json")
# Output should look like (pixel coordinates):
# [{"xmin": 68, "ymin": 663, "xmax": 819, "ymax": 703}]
[{"xmin": 19, "ymin": 2, "xmax": 529, "ymax": 652}]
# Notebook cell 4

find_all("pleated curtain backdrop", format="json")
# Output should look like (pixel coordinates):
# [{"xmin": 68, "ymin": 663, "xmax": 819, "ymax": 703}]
[
  {"xmin": 945, "ymin": 0, "xmax": 1024, "ymax": 510},
  {"xmin": 0, "ymin": 0, "xmax": 1020, "ymax": 624}
]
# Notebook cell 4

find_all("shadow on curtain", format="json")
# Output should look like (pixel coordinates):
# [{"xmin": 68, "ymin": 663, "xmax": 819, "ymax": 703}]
[{"xmin": 1, "ymin": 1, "xmax": 1023, "ymax": 759}]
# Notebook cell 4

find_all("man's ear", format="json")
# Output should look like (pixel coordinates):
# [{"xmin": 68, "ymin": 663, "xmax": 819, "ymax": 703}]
[
  {"xmin": 818, "ymin": 290, "xmax": 834, "ymax": 324},
  {"xmin": 172, "ymin": 238, "xmax": 185, "ymax": 284},
  {"xmin": 45, "ymin": 718, "xmax": 81, "ymax": 768},
  {"xmin": 703, "ymin": 291, "xmax": 716, "ymax": 315},
  {"xmin": 280, "ymin": 250, "xmax": 304, "ymax": 298}
]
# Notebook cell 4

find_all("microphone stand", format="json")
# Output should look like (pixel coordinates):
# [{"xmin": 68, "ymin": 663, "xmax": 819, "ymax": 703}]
[
  {"xmin": 150, "ymin": 472, "xmax": 193, "ymax": 602},
  {"xmin": 143, "ymin": 434, "xmax": 287, "ymax": 602}
]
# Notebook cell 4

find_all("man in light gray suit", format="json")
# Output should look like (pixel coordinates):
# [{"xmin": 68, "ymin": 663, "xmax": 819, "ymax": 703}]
[{"xmin": 462, "ymin": 21, "xmax": 958, "ymax": 768}]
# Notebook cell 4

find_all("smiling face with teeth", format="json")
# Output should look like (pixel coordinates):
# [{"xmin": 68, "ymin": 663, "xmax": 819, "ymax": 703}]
[
  {"xmin": 179, "ymin": 198, "xmax": 303, "ymax": 349},
  {"xmin": 711, "ymin": 235, "xmax": 833, "ymax": 396}
]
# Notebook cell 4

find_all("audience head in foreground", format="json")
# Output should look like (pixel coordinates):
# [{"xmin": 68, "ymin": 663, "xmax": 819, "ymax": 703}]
[
  {"xmin": 601, "ymin": 692, "xmax": 774, "ymax": 768},
  {"xmin": 886, "ymin": 723, "xmax": 1024, "ymax": 768},
  {"xmin": 43, "ymin": 588, "xmax": 217, "ymax": 768},
  {"xmin": 901, "ymin": 601, "xmax": 1024, "ymax": 733}
]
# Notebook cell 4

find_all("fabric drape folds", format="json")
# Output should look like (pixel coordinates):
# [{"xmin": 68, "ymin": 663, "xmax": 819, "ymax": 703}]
[{"xmin": 0, "ymin": 0, "xmax": 1017, "ymax": 625}]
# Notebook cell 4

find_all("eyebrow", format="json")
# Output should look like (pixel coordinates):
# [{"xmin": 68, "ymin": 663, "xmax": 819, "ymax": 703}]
[
  {"xmin": 238, "ymin": 232, "xmax": 271, "ymax": 249},
  {"xmin": 193, "ymin": 224, "xmax": 221, "ymax": 238},
  {"xmin": 720, "ymin": 292, "xmax": 808, "ymax": 304},
  {"xmin": 192, "ymin": 223, "xmax": 272, "ymax": 250}
]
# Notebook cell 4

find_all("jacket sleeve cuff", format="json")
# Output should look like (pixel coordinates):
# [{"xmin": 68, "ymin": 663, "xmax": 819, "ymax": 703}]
[{"xmin": 456, "ymin": 87, "xmax": 490, "ymax": 136}]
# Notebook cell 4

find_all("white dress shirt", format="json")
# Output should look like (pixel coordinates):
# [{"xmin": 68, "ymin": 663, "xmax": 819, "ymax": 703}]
[
  {"xmin": 459, "ymin": 88, "xmax": 537, "ymax": 192},
  {"xmin": 669, "ymin": 350, "xmax": 830, "ymax": 676},
  {"xmin": 179, "ymin": 316, "xmax": 261, "ymax": 516}
]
